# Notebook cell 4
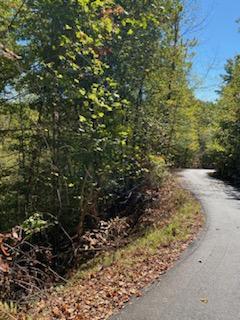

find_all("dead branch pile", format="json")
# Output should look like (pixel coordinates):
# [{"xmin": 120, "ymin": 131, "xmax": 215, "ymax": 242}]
[{"xmin": 0, "ymin": 227, "xmax": 60, "ymax": 302}]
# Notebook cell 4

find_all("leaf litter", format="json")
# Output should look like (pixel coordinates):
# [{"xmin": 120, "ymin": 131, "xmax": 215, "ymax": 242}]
[{"xmin": 16, "ymin": 179, "xmax": 204, "ymax": 320}]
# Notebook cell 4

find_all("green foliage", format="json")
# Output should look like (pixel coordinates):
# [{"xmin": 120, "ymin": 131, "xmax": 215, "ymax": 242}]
[
  {"xmin": 0, "ymin": 0, "xmax": 202, "ymax": 237},
  {"xmin": 148, "ymin": 155, "xmax": 168, "ymax": 188},
  {"xmin": 21, "ymin": 213, "xmax": 51, "ymax": 236},
  {"xmin": 214, "ymin": 55, "xmax": 240, "ymax": 180}
]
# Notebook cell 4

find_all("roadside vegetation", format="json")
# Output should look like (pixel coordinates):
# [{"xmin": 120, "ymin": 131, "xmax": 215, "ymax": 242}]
[
  {"xmin": 213, "ymin": 55, "xmax": 240, "ymax": 183},
  {"xmin": 0, "ymin": 175, "xmax": 203, "ymax": 320},
  {"xmin": 0, "ymin": 0, "xmax": 239, "ymax": 318}
]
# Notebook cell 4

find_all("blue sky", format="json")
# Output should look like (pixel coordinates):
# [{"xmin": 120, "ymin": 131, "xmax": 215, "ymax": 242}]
[{"xmin": 188, "ymin": 0, "xmax": 240, "ymax": 101}]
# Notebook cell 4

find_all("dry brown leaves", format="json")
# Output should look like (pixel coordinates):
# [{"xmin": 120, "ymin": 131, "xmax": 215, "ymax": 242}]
[
  {"xmin": 26, "ymin": 240, "xmax": 199, "ymax": 320},
  {"xmin": 80, "ymin": 217, "xmax": 130, "ymax": 252},
  {"xmin": 20, "ymin": 181, "xmax": 203, "ymax": 320},
  {"xmin": 0, "ymin": 227, "xmax": 22, "ymax": 273}
]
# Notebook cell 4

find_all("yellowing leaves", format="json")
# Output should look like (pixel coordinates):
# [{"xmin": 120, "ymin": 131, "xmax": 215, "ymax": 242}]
[
  {"xmin": 88, "ymin": 92, "xmax": 98, "ymax": 102},
  {"xmin": 79, "ymin": 115, "xmax": 87, "ymax": 122},
  {"xmin": 65, "ymin": 24, "xmax": 72, "ymax": 30},
  {"xmin": 79, "ymin": 88, "xmax": 86, "ymax": 96},
  {"xmin": 127, "ymin": 29, "xmax": 134, "ymax": 35},
  {"xmin": 68, "ymin": 183, "xmax": 74, "ymax": 188},
  {"xmin": 101, "ymin": 16, "xmax": 113, "ymax": 33},
  {"xmin": 200, "ymin": 298, "xmax": 209, "ymax": 304}
]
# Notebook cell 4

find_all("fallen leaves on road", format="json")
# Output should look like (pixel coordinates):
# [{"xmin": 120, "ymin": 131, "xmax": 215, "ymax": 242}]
[
  {"xmin": 16, "ymin": 181, "xmax": 203, "ymax": 320},
  {"xmin": 200, "ymin": 298, "xmax": 209, "ymax": 304}
]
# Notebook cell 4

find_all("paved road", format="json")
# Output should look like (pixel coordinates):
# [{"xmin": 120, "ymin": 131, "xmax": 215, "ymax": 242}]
[{"xmin": 112, "ymin": 169, "xmax": 240, "ymax": 320}]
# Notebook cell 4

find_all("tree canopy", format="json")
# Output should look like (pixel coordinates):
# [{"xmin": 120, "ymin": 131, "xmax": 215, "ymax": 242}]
[{"xmin": 1, "ymin": 0, "xmax": 239, "ymax": 303}]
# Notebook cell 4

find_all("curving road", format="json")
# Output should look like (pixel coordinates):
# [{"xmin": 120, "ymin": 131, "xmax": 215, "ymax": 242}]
[{"xmin": 112, "ymin": 169, "xmax": 240, "ymax": 320}]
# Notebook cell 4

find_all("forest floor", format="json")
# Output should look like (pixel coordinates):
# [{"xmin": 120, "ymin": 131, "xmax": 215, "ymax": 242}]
[
  {"xmin": 8, "ymin": 176, "xmax": 204, "ymax": 320},
  {"xmin": 1, "ymin": 175, "xmax": 204, "ymax": 320}
]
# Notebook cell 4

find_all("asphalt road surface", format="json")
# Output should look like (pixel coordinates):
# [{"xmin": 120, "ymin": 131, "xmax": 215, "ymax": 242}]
[{"xmin": 112, "ymin": 169, "xmax": 240, "ymax": 320}]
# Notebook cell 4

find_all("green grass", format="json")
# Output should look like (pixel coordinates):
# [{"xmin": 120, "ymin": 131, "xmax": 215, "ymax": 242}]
[
  {"xmin": 72, "ymin": 187, "xmax": 202, "ymax": 283},
  {"xmin": 0, "ymin": 182, "xmax": 203, "ymax": 320}
]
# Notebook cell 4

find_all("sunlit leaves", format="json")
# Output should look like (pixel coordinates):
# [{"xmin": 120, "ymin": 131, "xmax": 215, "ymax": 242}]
[
  {"xmin": 214, "ymin": 55, "xmax": 240, "ymax": 178},
  {"xmin": 0, "ymin": 0, "xmax": 199, "ymax": 245}
]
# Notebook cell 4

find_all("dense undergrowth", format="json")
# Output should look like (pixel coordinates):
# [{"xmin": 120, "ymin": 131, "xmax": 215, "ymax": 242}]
[
  {"xmin": 1, "ymin": 0, "xmax": 240, "ymax": 315},
  {"xmin": 0, "ymin": 0, "xmax": 207, "ymax": 306},
  {"xmin": 0, "ymin": 174, "xmax": 203, "ymax": 320}
]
